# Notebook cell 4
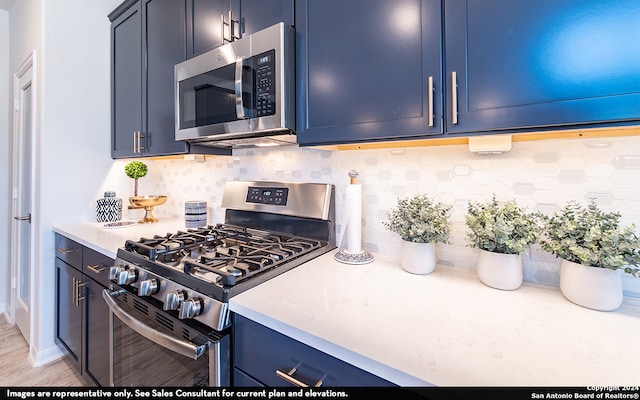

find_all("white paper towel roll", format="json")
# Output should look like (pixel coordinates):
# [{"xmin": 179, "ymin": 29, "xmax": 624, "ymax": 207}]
[
  {"xmin": 335, "ymin": 171, "xmax": 373, "ymax": 265},
  {"xmin": 344, "ymin": 183, "xmax": 362, "ymax": 254}
]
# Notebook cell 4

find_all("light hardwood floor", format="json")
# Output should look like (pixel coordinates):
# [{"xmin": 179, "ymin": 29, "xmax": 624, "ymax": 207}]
[{"xmin": 0, "ymin": 317, "xmax": 91, "ymax": 387}]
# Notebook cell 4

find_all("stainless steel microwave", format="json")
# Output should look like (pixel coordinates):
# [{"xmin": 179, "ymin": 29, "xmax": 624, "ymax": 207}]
[{"xmin": 174, "ymin": 23, "xmax": 295, "ymax": 148}]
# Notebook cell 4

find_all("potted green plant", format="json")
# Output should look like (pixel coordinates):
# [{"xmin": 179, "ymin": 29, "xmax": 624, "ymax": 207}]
[
  {"xmin": 123, "ymin": 161, "xmax": 166, "ymax": 223},
  {"xmin": 383, "ymin": 194, "xmax": 452, "ymax": 274},
  {"xmin": 540, "ymin": 199, "xmax": 640, "ymax": 311},
  {"xmin": 465, "ymin": 195, "xmax": 540, "ymax": 290},
  {"xmin": 124, "ymin": 160, "xmax": 148, "ymax": 197}
]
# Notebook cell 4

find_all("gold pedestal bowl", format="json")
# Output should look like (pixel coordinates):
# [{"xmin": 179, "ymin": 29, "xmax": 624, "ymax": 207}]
[{"xmin": 129, "ymin": 195, "xmax": 168, "ymax": 223}]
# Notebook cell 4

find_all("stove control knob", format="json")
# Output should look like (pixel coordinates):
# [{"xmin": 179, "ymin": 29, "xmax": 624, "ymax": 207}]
[
  {"xmin": 117, "ymin": 267, "xmax": 137, "ymax": 285},
  {"xmin": 178, "ymin": 298, "xmax": 203, "ymax": 320},
  {"xmin": 163, "ymin": 290, "xmax": 185, "ymax": 311},
  {"xmin": 109, "ymin": 265, "xmax": 125, "ymax": 281},
  {"xmin": 138, "ymin": 279, "xmax": 159, "ymax": 297}
]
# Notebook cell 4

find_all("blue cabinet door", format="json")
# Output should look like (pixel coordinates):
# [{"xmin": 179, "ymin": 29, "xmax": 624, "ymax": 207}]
[
  {"xmin": 111, "ymin": 3, "xmax": 142, "ymax": 158},
  {"xmin": 143, "ymin": 0, "xmax": 190, "ymax": 156},
  {"xmin": 238, "ymin": 0, "xmax": 294, "ymax": 37},
  {"xmin": 444, "ymin": 0, "xmax": 640, "ymax": 134},
  {"xmin": 56, "ymin": 259, "xmax": 83, "ymax": 370},
  {"xmin": 296, "ymin": 0, "xmax": 443, "ymax": 146},
  {"xmin": 187, "ymin": 0, "xmax": 229, "ymax": 58}
]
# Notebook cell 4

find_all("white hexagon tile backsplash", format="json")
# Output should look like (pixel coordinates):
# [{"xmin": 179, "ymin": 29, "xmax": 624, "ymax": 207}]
[{"xmin": 138, "ymin": 135, "xmax": 640, "ymax": 296}]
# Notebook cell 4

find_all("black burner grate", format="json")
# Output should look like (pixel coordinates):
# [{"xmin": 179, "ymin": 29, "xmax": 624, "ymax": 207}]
[{"xmin": 124, "ymin": 224, "xmax": 322, "ymax": 287}]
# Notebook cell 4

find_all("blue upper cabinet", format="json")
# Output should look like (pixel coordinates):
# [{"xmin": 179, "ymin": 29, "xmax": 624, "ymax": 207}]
[
  {"xmin": 187, "ymin": 0, "xmax": 229, "ymax": 58},
  {"xmin": 295, "ymin": 0, "xmax": 444, "ymax": 146},
  {"xmin": 187, "ymin": 0, "xmax": 294, "ymax": 58},
  {"xmin": 444, "ymin": 0, "xmax": 640, "ymax": 134},
  {"xmin": 239, "ymin": 0, "xmax": 294, "ymax": 38},
  {"xmin": 296, "ymin": 0, "xmax": 640, "ymax": 146}
]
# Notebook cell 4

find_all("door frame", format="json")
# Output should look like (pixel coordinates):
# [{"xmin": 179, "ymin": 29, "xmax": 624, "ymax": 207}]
[{"xmin": 10, "ymin": 51, "xmax": 37, "ymax": 345}]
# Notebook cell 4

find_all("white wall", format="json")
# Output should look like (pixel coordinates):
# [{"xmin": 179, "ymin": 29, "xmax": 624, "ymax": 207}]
[
  {"xmin": 7, "ymin": 0, "xmax": 121, "ymax": 364},
  {"xmin": 0, "ymin": 9, "xmax": 9, "ymax": 317}
]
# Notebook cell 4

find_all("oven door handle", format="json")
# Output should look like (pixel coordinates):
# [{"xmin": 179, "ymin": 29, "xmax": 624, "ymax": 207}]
[{"xmin": 102, "ymin": 289, "xmax": 209, "ymax": 360}]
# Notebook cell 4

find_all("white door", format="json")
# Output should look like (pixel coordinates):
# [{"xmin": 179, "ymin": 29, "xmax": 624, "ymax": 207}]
[{"xmin": 11, "ymin": 53, "xmax": 35, "ymax": 343}]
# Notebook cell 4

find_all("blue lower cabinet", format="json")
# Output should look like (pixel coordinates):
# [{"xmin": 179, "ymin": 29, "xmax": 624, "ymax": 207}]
[
  {"xmin": 55, "ymin": 233, "xmax": 113, "ymax": 387},
  {"xmin": 234, "ymin": 368, "xmax": 264, "ymax": 387},
  {"xmin": 232, "ymin": 314, "xmax": 395, "ymax": 387}
]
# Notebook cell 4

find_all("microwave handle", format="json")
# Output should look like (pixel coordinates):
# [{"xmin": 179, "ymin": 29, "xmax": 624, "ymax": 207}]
[{"xmin": 235, "ymin": 57, "xmax": 247, "ymax": 119}]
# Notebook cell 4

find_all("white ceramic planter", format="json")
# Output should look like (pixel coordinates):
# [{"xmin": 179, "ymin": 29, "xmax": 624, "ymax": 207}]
[
  {"xmin": 560, "ymin": 259, "xmax": 623, "ymax": 311},
  {"xmin": 476, "ymin": 249, "xmax": 523, "ymax": 290},
  {"xmin": 400, "ymin": 241, "xmax": 436, "ymax": 275}
]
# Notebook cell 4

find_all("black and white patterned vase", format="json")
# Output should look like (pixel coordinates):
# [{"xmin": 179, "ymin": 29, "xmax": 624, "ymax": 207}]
[{"xmin": 96, "ymin": 191, "xmax": 122, "ymax": 222}]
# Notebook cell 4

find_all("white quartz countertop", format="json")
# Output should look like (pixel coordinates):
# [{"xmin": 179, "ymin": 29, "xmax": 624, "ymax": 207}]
[
  {"xmin": 53, "ymin": 219, "xmax": 187, "ymax": 259},
  {"xmin": 229, "ymin": 250, "xmax": 640, "ymax": 387},
  {"xmin": 52, "ymin": 221, "xmax": 640, "ymax": 386}
]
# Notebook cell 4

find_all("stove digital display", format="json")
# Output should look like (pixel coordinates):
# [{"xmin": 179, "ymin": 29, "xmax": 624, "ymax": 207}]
[{"xmin": 246, "ymin": 187, "xmax": 288, "ymax": 206}]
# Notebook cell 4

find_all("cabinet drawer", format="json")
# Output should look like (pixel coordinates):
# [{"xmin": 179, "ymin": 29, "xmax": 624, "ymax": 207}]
[
  {"xmin": 54, "ymin": 234, "xmax": 82, "ymax": 271},
  {"xmin": 233, "ymin": 314, "xmax": 394, "ymax": 387},
  {"xmin": 83, "ymin": 247, "xmax": 114, "ymax": 288}
]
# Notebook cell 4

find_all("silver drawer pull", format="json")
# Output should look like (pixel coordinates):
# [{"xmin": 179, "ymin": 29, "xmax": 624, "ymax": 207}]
[
  {"xmin": 451, "ymin": 71, "xmax": 458, "ymax": 125},
  {"xmin": 275, "ymin": 364, "xmax": 325, "ymax": 387},
  {"xmin": 56, "ymin": 247, "xmax": 76, "ymax": 255},
  {"xmin": 427, "ymin": 75, "xmax": 434, "ymax": 127},
  {"xmin": 86, "ymin": 264, "xmax": 108, "ymax": 274}
]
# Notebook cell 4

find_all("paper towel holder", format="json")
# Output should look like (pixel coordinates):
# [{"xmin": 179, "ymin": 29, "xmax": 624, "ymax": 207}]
[{"xmin": 334, "ymin": 170, "xmax": 374, "ymax": 265}]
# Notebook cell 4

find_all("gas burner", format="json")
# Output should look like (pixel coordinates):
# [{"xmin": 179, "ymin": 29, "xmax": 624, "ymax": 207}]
[{"xmin": 156, "ymin": 249, "xmax": 187, "ymax": 267}]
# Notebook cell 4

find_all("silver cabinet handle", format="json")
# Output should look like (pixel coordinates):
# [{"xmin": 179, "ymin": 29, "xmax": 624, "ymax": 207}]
[
  {"xmin": 138, "ymin": 131, "xmax": 145, "ymax": 153},
  {"xmin": 220, "ymin": 13, "xmax": 225, "ymax": 45},
  {"xmin": 56, "ymin": 247, "xmax": 76, "ymax": 255},
  {"xmin": 72, "ymin": 277, "xmax": 76, "ymax": 305},
  {"xmin": 222, "ymin": 10, "xmax": 239, "ymax": 44},
  {"xmin": 102, "ymin": 289, "xmax": 209, "ymax": 360},
  {"xmin": 427, "ymin": 76, "xmax": 434, "ymax": 127},
  {"xmin": 76, "ymin": 281, "xmax": 87, "ymax": 305},
  {"xmin": 451, "ymin": 71, "xmax": 458, "ymax": 125},
  {"xmin": 133, "ymin": 131, "xmax": 137, "ymax": 153},
  {"xmin": 275, "ymin": 363, "xmax": 325, "ymax": 387},
  {"xmin": 72, "ymin": 277, "xmax": 87, "ymax": 306},
  {"xmin": 86, "ymin": 264, "xmax": 108, "ymax": 274},
  {"xmin": 133, "ymin": 131, "xmax": 145, "ymax": 153}
]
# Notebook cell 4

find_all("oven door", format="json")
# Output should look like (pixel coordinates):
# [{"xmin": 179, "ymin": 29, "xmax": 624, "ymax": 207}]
[{"xmin": 102, "ymin": 288, "xmax": 230, "ymax": 387}]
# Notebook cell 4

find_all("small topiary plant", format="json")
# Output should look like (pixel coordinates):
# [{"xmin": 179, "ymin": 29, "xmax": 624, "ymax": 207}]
[{"xmin": 125, "ymin": 161, "xmax": 148, "ymax": 197}]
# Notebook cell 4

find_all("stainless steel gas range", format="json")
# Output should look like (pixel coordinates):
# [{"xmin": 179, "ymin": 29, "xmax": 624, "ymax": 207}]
[{"xmin": 102, "ymin": 181, "xmax": 335, "ymax": 387}]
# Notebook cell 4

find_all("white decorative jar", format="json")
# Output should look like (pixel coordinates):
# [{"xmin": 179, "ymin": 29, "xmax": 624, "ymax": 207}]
[
  {"xmin": 400, "ymin": 241, "xmax": 436, "ymax": 275},
  {"xmin": 96, "ymin": 191, "xmax": 122, "ymax": 222},
  {"xmin": 476, "ymin": 249, "xmax": 523, "ymax": 290},
  {"xmin": 559, "ymin": 259, "xmax": 623, "ymax": 311},
  {"xmin": 185, "ymin": 200, "xmax": 208, "ymax": 228}
]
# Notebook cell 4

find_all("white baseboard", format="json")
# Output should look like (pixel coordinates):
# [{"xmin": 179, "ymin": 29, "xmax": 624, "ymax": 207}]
[
  {"xmin": 1, "ymin": 309, "xmax": 10, "ymax": 324},
  {"xmin": 30, "ymin": 343, "xmax": 65, "ymax": 367}
]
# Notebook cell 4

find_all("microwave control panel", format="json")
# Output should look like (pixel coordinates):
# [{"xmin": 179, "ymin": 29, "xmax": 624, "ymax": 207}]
[{"xmin": 254, "ymin": 50, "xmax": 276, "ymax": 117}]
